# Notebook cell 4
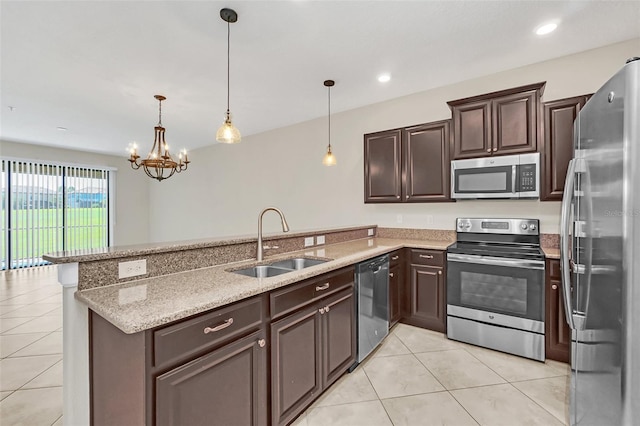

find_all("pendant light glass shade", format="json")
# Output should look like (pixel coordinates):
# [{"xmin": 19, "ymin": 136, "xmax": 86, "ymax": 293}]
[
  {"xmin": 216, "ymin": 8, "xmax": 241, "ymax": 144},
  {"xmin": 323, "ymin": 79, "xmax": 336, "ymax": 166},
  {"xmin": 216, "ymin": 111, "xmax": 241, "ymax": 143},
  {"xmin": 322, "ymin": 148, "xmax": 336, "ymax": 166}
]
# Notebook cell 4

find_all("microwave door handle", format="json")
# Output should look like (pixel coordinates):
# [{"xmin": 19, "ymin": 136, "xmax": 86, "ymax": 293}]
[
  {"xmin": 512, "ymin": 165, "xmax": 517, "ymax": 193},
  {"xmin": 560, "ymin": 158, "xmax": 577, "ymax": 330}
]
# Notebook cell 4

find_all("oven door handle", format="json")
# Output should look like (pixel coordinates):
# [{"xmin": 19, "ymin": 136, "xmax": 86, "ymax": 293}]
[{"xmin": 447, "ymin": 253, "xmax": 545, "ymax": 270}]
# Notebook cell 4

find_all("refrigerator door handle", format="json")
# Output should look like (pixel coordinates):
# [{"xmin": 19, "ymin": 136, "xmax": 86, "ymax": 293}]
[{"xmin": 560, "ymin": 158, "xmax": 577, "ymax": 330}]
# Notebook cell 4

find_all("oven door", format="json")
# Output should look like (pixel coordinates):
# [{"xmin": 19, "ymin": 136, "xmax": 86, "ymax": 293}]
[{"xmin": 447, "ymin": 253, "xmax": 545, "ymax": 326}]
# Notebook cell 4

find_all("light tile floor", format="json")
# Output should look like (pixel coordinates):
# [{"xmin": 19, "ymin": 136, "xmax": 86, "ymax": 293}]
[
  {"xmin": 0, "ymin": 266, "xmax": 570, "ymax": 426},
  {"xmin": 0, "ymin": 266, "xmax": 63, "ymax": 426}
]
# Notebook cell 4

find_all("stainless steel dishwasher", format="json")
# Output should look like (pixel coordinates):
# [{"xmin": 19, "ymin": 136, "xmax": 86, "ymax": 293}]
[{"xmin": 355, "ymin": 254, "xmax": 389, "ymax": 363}]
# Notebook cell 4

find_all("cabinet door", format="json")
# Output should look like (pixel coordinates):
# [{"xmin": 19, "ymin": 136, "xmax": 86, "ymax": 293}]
[
  {"xmin": 541, "ymin": 96, "xmax": 588, "ymax": 201},
  {"xmin": 408, "ymin": 264, "xmax": 445, "ymax": 332},
  {"xmin": 451, "ymin": 100, "xmax": 492, "ymax": 159},
  {"xmin": 271, "ymin": 306, "xmax": 322, "ymax": 426},
  {"xmin": 403, "ymin": 121, "xmax": 452, "ymax": 202},
  {"xmin": 491, "ymin": 89, "xmax": 539, "ymax": 155},
  {"xmin": 364, "ymin": 129, "xmax": 402, "ymax": 203},
  {"xmin": 545, "ymin": 260, "xmax": 571, "ymax": 363},
  {"xmin": 155, "ymin": 330, "xmax": 267, "ymax": 426},
  {"xmin": 321, "ymin": 289, "xmax": 357, "ymax": 389}
]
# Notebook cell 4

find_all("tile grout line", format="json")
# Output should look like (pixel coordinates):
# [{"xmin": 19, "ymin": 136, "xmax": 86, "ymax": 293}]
[{"xmin": 508, "ymin": 381, "xmax": 569, "ymax": 425}]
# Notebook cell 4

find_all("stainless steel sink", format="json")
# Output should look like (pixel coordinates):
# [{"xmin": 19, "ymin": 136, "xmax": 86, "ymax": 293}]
[
  {"xmin": 231, "ymin": 265, "xmax": 293, "ymax": 278},
  {"xmin": 269, "ymin": 257, "xmax": 329, "ymax": 270},
  {"xmin": 230, "ymin": 257, "xmax": 330, "ymax": 277}
]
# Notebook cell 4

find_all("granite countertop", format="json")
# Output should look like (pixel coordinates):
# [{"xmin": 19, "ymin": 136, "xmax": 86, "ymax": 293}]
[
  {"xmin": 76, "ymin": 237, "xmax": 452, "ymax": 334},
  {"xmin": 43, "ymin": 224, "xmax": 376, "ymax": 263},
  {"xmin": 542, "ymin": 247, "xmax": 560, "ymax": 259}
]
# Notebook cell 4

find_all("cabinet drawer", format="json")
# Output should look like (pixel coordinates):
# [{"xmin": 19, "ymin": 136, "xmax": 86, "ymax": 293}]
[
  {"xmin": 153, "ymin": 296, "xmax": 263, "ymax": 368},
  {"xmin": 270, "ymin": 268, "xmax": 354, "ymax": 320},
  {"xmin": 548, "ymin": 259, "xmax": 561, "ymax": 279},
  {"xmin": 410, "ymin": 249, "xmax": 444, "ymax": 266}
]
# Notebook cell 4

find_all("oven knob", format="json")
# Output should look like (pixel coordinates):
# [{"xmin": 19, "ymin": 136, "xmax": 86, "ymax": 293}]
[
  {"xmin": 529, "ymin": 224, "xmax": 537, "ymax": 231},
  {"xmin": 520, "ymin": 224, "xmax": 528, "ymax": 230}
]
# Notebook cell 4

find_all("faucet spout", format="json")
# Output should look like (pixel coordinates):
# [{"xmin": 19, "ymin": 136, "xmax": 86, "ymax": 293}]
[{"xmin": 257, "ymin": 207, "xmax": 290, "ymax": 261}]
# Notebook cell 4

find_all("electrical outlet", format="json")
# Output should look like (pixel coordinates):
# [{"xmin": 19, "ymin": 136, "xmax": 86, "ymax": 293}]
[
  {"xmin": 118, "ymin": 259, "xmax": 147, "ymax": 279},
  {"xmin": 304, "ymin": 237, "xmax": 314, "ymax": 247},
  {"xmin": 316, "ymin": 235, "xmax": 325, "ymax": 245},
  {"xmin": 367, "ymin": 228, "xmax": 374, "ymax": 236},
  {"xmin": 426, "ymin": 215, "xmax": 434, "ymax": 226},
  {"xmin": 396, "ymin": 214, "xmax": 403, "ymax": 224}
]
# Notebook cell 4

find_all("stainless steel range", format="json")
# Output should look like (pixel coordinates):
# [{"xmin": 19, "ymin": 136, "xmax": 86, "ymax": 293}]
[{"xmin": 446, "ymin": 218, "xmax": 546, "ymax": 361}]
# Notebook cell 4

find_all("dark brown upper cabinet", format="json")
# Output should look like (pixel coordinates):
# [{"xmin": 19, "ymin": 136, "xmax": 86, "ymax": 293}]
[
  {"xmin": 541, "ymin": 95, "xmax": 590, "ymax": 201},
  {"xmin": 403, "ymin": 120, "xmax": 451, "ymax": 202},
  {"xmin": 364, "ymin": 120, "xmax": 452, "ymax": 203},
  {"xmin": 448, "ymin": 82, "xmax": 546, "ymax": 160},
  {"xmin": 364, "ymin": 129, "xmax": 402, "ymax": 202}
]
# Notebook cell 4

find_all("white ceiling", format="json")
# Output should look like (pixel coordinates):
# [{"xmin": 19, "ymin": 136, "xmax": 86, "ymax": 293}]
[{"xmin": 1, "ymin": 1, "xmax": 639, "ymax": 157}]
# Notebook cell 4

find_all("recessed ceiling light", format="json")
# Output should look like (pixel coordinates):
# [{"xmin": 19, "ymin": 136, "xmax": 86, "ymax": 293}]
[
  {"xmin": 535, "ymin": 22, "xmax": 558, "ymax": 36},
  {"xmin": 57, "ymin": 127, "xmax": 68, "ymax": 131},
  {"xmin": 378, "ymin": 74, "xmax": 391, "ymax": 83}
]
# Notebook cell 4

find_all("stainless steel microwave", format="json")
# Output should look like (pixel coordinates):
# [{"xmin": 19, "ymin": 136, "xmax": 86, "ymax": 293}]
[{"xmin": 451, "ymin": 153, "xmax": 540, "ymax": 199}]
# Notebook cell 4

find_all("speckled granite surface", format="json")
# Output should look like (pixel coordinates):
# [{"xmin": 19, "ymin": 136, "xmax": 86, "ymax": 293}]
[
  {"xmin": 377, "ymin": 227, "xmax": 456, "ymax": 242},
  {"xmin": 542, "ymin": 247, "xmax": 560, "ymax": 259},
  {"xmin": 53, "ymin": 226, "xmax": 375, "ymax": 290},
  {"xmin": 75, "ymin": 237, "xmax": 450, "ymax": 334},
  {"xmin": 43, "ymin": 225, "xmax": 377, "ymax": 264}
]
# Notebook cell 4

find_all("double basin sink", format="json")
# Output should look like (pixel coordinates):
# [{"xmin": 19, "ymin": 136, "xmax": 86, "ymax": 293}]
[{"xmin": 231, "ymin": 257, "xmax": 329, "ymax": 278}]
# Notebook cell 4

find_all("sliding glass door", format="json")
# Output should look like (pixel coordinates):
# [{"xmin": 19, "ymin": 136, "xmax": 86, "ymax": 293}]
[{"xmin": 0, "ymin": 158, "xmax": 112, "ymax": 270}]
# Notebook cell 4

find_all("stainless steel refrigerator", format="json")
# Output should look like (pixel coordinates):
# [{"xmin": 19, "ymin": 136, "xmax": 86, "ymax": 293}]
[{"xmin": 560, "ymin": 57, "xmax": 640, "ymax": 426}]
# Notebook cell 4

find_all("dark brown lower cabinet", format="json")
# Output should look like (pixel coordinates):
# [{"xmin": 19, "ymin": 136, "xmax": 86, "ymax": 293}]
[
  {"xmin": 388, "ymin": 250, "xmax": 405, "ymax": 327},
  {"xmin": 403, "ymin": 249, "xmax": 446, "ymax": 333},
  {"xmin": 156, "ymin": 329, "xmax": 267, "ymax": 426},
  {"xmin": 545, "ymin": 259, "xmax": 571, "ymax": 363},
  {"xmin": 271, "ymin": 288, "xmax": 356, "ymax": 426}
]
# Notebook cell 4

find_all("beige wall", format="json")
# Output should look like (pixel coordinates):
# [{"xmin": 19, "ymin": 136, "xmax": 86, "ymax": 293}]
[
  {"xmin": 0, "ymin": 140, "xmax": 150, "ymax": 246},
  {"xmin": 148, "ymin": 38, "xmax": 640, "ymax": 243}
]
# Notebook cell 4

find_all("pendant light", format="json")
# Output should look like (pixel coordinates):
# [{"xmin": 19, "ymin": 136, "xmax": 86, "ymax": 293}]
[
  {"xmin": 128, "ymin": 95, "xmax": 189, "ymax": 182},
  {"xmin": 216, "ymin": 8, "xmax": 241, "ymax": 144},
  {"xmin": 322, "ymin": 79, "xmax": 337, "ymax": 166}
]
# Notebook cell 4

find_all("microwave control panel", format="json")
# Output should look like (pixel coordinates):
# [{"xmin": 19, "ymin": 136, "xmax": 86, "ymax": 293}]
[{"xmin": 518, "ymin": 164, "xmax": 537, "ymax": 192}]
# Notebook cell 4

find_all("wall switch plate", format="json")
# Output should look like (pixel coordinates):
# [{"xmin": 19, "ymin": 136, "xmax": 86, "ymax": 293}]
[
  {"xmin": 118, "ymin": 259, "xmax": 147, "ymax": 279},
  {"xmin": 367, "ymin": 228, "xmax": 374, "ymax": 236},
  {"xmin": 316, "ymin": 235, "xmax": 325, "ymax": 245},
  {"xmin": 304, "ymin": 237, "xmax": 314, "ymax": 247}
]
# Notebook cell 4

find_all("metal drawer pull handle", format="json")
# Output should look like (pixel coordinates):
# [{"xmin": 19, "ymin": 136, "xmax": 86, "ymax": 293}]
[
  {"xmin": 316, "ymin": 283, "xmax": 330, "ymax": 291},
  {"xmin": 319, "ymin": 307, "xmax": 326, "ymax": 314},
  {"xmin": 204, "ymin": 318, "xmax": 234, "ymax": 334},
  {"xmin": 389, "ymin": 272, "xmax": 394, "ymax": 278},
  {"xmin": 419, "ymin": 254, "xmax": 434, "ymax": 259},
  {"xmin": 391, "ymin": 256, "xmax": 399, "ymax": 260},
  {"xmin": 258, "ymin": 339, "xmax": 266, "ymax": 348},
  {"xmin": 552, "ymin": 284, "xmax": 558, "ymax": 290}
]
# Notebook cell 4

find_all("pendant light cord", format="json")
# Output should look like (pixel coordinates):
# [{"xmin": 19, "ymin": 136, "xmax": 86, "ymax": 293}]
[
  {"xmin": 327, "ymin": 85, "xmax": 331, "ymax": 149},
  {"xmin": 158, "ymin": 97, "xmax": 162, "ymax": 126},
  {"xmin": 226, "ymin": 21, "xmax": 230, "ymax": 114}
]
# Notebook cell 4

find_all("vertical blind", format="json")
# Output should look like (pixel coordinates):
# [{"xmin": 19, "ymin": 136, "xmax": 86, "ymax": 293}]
[{"xmin": 1, "ymin": 158, "xmax": 112, "ymax": 270}]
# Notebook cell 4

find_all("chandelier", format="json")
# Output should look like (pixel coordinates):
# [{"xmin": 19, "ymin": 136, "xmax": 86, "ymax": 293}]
[{"xmin": 128, "ymin": 95, "xmax": 189, "ymax": 181}]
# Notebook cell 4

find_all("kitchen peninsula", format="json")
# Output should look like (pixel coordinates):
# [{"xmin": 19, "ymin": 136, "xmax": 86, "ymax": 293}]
[{"xmin": 44, "ymin": 225, "xmax": 455, "ymax": 425}]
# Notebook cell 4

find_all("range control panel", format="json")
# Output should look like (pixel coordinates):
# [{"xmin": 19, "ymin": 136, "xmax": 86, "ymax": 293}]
[{"xmin": 456, "ymin": 218, "xmax": 539, "ymax": 235}]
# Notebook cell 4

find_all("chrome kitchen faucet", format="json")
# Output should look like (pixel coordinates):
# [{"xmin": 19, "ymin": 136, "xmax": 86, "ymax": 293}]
[{"xmin": 257, "ymin": 207, "xmax": 290, "ymax": 261}]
